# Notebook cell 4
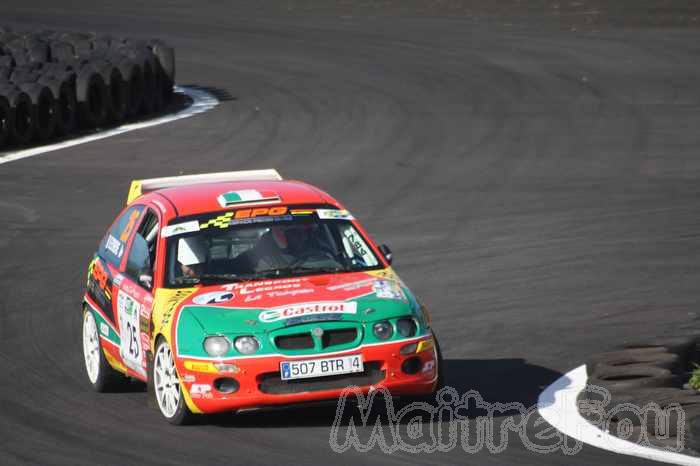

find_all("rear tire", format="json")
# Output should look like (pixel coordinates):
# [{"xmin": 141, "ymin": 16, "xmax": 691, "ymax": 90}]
[
  {"xmin": 152, "ymin": 338, "xmax": 193, "ymax": 425},
  {"xmin": 82, "ymin": 308, "xmax": 126, "ymax": 392}
]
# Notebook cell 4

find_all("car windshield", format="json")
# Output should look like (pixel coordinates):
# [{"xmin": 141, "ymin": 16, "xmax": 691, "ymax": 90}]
[{"xmin": 164, "ymin": 208, "xmax": 381, "ymax": 286}]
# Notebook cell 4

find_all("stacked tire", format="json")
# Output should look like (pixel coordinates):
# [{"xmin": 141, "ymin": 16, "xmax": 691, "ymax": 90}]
[
  {"xmin": 580, "ymin": 335, "xmax": 700, "ymax": 452},
  {"xmin": 0, "ymin": 27, "xmax": 176, "ymax": 150}
]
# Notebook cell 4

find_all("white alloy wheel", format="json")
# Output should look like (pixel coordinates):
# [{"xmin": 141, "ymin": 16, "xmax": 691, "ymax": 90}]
[
  {"xmin": 154, "ymin": 341, "xmax": 181, "ymax": 419},
  {"xmin": 83, "ymin": 310, "xmax": 101, "ymax": 384}
]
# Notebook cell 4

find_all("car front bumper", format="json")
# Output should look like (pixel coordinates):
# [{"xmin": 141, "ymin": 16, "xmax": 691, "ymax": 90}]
[{"xmin": 177, "ymin": 335, "xmax": 439, "ymax": 414}]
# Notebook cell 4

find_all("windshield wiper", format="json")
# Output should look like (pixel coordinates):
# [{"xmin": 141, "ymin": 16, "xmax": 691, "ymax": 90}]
[
  {"xmin": 172, "ymin": 273, "xmax": 242, "ymax": 286},
  {"xmin": 172, "ymin": 276, "xmax": 202, "ymax": 285},
  {"xmin": 290, "ymin": 265, "xmax": 346, "ymax": 274}
]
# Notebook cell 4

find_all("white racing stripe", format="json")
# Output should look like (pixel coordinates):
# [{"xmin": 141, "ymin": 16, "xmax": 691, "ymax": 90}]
[
  {"xmin": 0, "ymin": 86, "xmax": 219, "ymax": 166},
  {"xmin": 538, "ymin": 364, "xmax": 700, "ymax": 465}
]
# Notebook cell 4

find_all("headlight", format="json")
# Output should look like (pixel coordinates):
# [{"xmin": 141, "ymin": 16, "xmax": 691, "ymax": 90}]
[
  {"xmin": 373, "ymin": 321, "xmax": 393, "ymax": 340},
  {"xmin": 397, "ymin": 318, "xmax": 417, "ymax": 337},
  {"xmin": 204, "ymin": 336, "xmax": 231, "ymax": 357},
  {"xmin": 234, "ymin": 336, "xmax": 260, "ymax": 355}
]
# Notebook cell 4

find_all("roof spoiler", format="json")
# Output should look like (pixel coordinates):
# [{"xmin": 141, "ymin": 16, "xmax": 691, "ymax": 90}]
[{"xmin": 126, "ymin": 169, "xmax": 283, "ymax": 204}]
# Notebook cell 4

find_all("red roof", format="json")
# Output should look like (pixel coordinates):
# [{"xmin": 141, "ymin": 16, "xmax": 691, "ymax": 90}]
[{"xmin": 150, "ymin": 180, "xmax": 339, "ymax": 217}]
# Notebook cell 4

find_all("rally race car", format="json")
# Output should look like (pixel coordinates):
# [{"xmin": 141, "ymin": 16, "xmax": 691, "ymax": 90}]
[{"xmin": 82, "ymin": 169, "xmax": 443, "ymax": 424}]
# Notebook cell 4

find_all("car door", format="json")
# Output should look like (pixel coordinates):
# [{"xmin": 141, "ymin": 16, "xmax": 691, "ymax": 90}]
[
  {"xmin": 87, "ymin": 204, "xmax": 145, "ymax": 328},
  {"xmin": 112, "ymin": 207, "xmax": 160, "ymax": 380}
]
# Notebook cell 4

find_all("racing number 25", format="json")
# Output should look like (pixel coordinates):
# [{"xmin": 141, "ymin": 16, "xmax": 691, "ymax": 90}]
[{"xmin": 126, "ymin": 321, "xmax": 139, "ymax": 359}]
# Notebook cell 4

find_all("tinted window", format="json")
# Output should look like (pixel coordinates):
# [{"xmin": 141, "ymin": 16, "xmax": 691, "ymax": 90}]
[
  {"xmin": 126, "ymin": 234, "xmax": 151, "ymax": 279},
  {"xmin": 125, "ymin": 209, "xmax": 160, "ymax": 288},
  {"xmin": 98, "ymin": 205, "xmax": 144, "ymax": 266}
]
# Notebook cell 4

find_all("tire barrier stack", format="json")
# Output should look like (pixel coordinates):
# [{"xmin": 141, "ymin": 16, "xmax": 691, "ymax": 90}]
[
  {"xmin": 0, "ymin": 27, "xmax": 176, "ymax": 150},
  {"xmin": 579, "ymin": 335, "xmax": 700, "ymax": 452}
]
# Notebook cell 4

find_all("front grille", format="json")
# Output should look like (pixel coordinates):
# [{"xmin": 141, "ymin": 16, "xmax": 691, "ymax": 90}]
[
  {"xmin": 275, "ymin": 333, "xmax": 314, "ymax": 350},
  {"xmin": 322, "ymin": 328, "xmax": 357, "ymax": 348},
  {"xmin": 274, "ymin": 327, "xmax": 359, "ymax": 351},
  {"xmin": 259, "ymin": 361, "xmax": 385, "ymax": 395}
]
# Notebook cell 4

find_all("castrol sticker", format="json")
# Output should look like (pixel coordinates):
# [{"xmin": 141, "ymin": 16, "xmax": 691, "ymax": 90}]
[{"xmin": 258, "ymin": 301, "xmax": 357, "ymax": 323}]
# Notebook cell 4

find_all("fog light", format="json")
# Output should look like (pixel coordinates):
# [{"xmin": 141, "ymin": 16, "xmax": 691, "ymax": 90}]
[
  {"xmin": 400, "ymin": 342, "xmax": 418, "ymax": 355},
  {"xmin": 401, "ymin": 357, "xmax": 422, "ymax": 375},
  {"xmin": 214, "ymin": 377, "xmax": 240, "ymax": 394}
]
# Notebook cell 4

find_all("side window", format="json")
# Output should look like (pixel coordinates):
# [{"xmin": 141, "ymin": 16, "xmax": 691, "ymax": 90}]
[
  {"xmin": 98, "ymin": 205, "xmax": 144, "ymax": 266},
  {"xmin": 125, "ymin": 209, "xmax": 160, "ymax": 289}
]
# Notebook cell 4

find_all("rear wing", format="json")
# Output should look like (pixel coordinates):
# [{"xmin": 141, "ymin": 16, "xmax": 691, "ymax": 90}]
[{"xmin": 126, "ymin": 169, "xmax": 283, "ymax": 204}]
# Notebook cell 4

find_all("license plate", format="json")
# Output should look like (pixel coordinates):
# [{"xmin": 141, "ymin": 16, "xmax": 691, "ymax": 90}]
[{"xmin": 280, "ymin": 354, "xmax": 363, "ymax": 381}]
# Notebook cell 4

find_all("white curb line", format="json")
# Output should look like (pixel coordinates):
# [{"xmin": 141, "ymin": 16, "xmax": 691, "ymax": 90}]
[
  {"xmin": 538, "ymin": 364, "xmax": 700, "ymax": 465},
  {"xmin": 0, "ymin": 85, "xmax": 219, "ymax": 166}
]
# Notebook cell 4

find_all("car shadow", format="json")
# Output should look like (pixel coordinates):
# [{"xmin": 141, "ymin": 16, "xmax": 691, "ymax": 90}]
[{"xmin": 204, "ymin": 358, "xmax": 562, "ymax": 428}]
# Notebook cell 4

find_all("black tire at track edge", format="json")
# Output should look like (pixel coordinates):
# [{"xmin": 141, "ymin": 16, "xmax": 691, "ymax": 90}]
[
  {"xmin": 17, "ymin": 83, "xmax": 56, "ymax": 141},
  {"xmin": 586, "ymin": 348, "xmax": 681, "ymax": 378},
  {"xmin": 75, "ymin": 66, "xmax": 108, "ymax": 128},
  {"xmin": 0, "ymin": 94, "xmax": 12, "ymax": 148},
  {"xmin": 2, "ymin": 88, "xmax": 34, "ymax": 145},
  {"xmin": 118, "ymin": 59, "xmax": 144, "ymax": 118}
]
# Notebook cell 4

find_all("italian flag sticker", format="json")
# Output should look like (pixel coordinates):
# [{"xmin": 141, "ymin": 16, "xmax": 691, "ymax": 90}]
[{"xmin": 217, "ymin": 189, "xmax": 280, "ymax": 207}]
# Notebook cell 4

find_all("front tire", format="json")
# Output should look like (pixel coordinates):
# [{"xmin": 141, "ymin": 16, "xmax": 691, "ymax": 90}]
[
  {"xmin": 151, "ymin": 338, "xmax": 193, "ymax": 425},
  {"xmin": 82, "ymin": 308, "xmax": 126, "ymax": 391}
]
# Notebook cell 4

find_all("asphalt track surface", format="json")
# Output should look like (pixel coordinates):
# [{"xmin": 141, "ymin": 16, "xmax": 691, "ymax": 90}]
[{"xmin": 1, "ymin": 1, "xmax": 700, "ymax": 465}]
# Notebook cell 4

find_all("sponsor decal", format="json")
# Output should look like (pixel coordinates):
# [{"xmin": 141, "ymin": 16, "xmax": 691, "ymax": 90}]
[
  {"xmin": 89, "ymin": 258, "xmax": 110, "ymax": 291},
  {"xmin": 232, "ymin": 206, "xmax": 288, "ymax": 219},
  {"xmin": 87, "ymin": 257, "xmax": 113, "ymax": 310},
  {"xmin": 259, "ymin": 301, "xmax": 357, "ymax": 323},
  {"xmin": 235, "ymin": 278, "xmax": 303, "ymax": 296},
  {"xmin": 230, "ymin": 214, "xmax": 293, "ymax": 226},
  {"xmin": 372, "ymin": 280, "xmax": 406, "ymax": 301},
  {"xmin": 119, "ymin": 209, "xmax": 141, "ymax": 242},
  {"xmin": 190, "ymin": 384, "xmax": 211, "ymax": 395},
  {"xmin": 244, "ymin": 294, "xmax": 263, "ymax": 303},
  {"xmin": 161, "ymin": 220, "xmax": 200, "ymax": 238},
  {"xmin": 368, "ymin": 268, "xmax": 400, "ymax": 282},
  {"xmin": 113, "ymin": 273, "xmax": 124, "ymax": 287},
  {"xmin": 290, "ymin": 209, "xmax": 314, "ymax": 215},
  {"xmin": 117, "ymin": 290, "xmax": 144, "ymax": 372},
  {"xmin": 327, "ymin": 278, "xmax": 375, "ymax": 292},
  {"xmin": 199, "ymin": 206, "xmax": 289, "ymax": 230},
  {"xmin": 192, "ymin": 291, "xmax": 235, "ymax": 305},
  {"xmin": 284, "ymin": 314, "xmax": 343, "ymax": 326},
  {"xmin": 189, "ymin": 383, "xmax": 213, "ymax": 399},
  {"xmin": 266, "ymin": 289, "xmax": 314, "ymax": 298},
  {"xmin": 105, "ymin": 234, "xmax": 124, "ymax": 258},
  {"xmin": 422, "ymin": 360, "xmax": 435, "ymax": 373},
  {"xmin": 317, "ymin": 209, "xmax": 354, "ymax": 220},
  {"xmin": 160, "ymin": 289, "xmax": 193, "ymax": 328},
  {"xmin": 182, "ymin": 374, "xmax": 196, "ymax": 383},
  {"xmin": 100, "ymin": 322, "xmax": 110, "ymax": 336},
  {"xmin": 343, "ymin": 229, "xmax": 373, "ymax": 264}
]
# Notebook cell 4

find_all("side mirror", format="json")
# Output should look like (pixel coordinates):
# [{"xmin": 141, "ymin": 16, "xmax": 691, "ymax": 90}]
[
  {"xmin": 138, "ymin": 272, "xmax": 153, "ymax": 290},
  {"xmin": 378, "ymin": 244, "xmax": 393, "ymax": 264}
]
